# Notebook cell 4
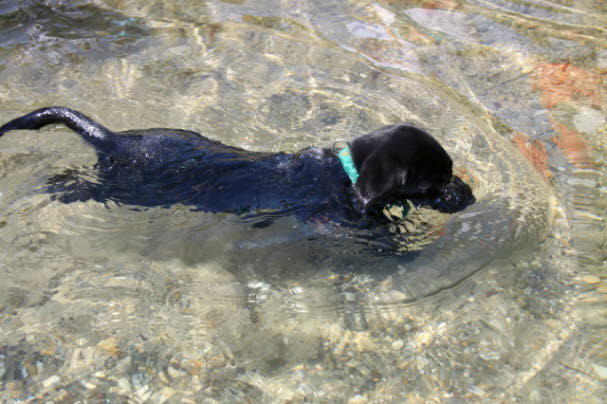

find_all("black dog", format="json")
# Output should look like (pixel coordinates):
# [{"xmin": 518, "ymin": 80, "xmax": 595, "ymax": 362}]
[{"xmin": 0, "ymin": 107, "xmax": 474, "ymax": 226}]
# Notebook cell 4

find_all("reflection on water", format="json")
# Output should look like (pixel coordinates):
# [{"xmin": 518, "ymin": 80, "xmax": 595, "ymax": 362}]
[{"xmin": 0, "ymin": 0, "xmax": 606, "ymax": 401}]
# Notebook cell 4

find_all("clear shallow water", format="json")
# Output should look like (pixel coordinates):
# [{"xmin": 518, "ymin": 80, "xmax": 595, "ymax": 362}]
[{"xmin": 0, "ymin": 0, "xmax": 605, "ymax": 402}]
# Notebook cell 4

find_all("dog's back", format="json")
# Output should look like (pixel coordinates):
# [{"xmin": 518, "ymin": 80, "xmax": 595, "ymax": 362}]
[{"xmin": 1, "ymin": 107, "xmax": 353, "ymax": 221}]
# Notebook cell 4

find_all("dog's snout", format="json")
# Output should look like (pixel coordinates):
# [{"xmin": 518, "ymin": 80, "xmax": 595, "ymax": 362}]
[{"xmin": 409, "ymin": 174, "xmax": 475, "ymax": 214}]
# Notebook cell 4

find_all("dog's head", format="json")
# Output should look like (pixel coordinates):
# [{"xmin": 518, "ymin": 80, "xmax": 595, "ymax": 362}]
[{"xmin": 349, "ymin": 124, "xmax": 475, "ymax": 214}]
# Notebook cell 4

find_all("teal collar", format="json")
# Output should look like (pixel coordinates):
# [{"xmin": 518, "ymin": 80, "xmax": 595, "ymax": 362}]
[
  {"xmin": 337, "ymin": 146, "xmax": 359, "ymax": 184},
  {"xmin": 337, "ymin": 144, "xmax": 411, "ymax": 218}
]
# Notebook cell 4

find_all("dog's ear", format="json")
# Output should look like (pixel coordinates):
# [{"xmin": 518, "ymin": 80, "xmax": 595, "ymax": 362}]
[{"xmin": 354, "ymin": 152, "xmax": 407, "ymax": 211}]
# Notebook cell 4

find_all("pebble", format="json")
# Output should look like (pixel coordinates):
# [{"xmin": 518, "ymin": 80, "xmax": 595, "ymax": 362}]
[
  {"xmin": 115, "ymin": 356, "xmax": 132, "ymax": 373},
  {"xmin": 70, "ymin": 347, "xmax": 94, "ymax": 369},
  {"xmin": 97, "ymin": 337, "xmax": 120, "ymax": 356},
  {"xmin": 529, "ymin": 389, "xmax": 542, "ymax": 401},
  {"xmin": 580, "ymin": 275, "xmax": 601, "ymax": 284},
  {"xmin": 545, "ymin": 319, "xmax": 560, "ymax": 330},
  {"xmin": 167, "ymin": 365, "xmax": 186, "ymax": 379},
  {"xmin": 479, "ymin": 351, "xmax": 500, "ymax": 361},
  {"xmin": 81, "ymin": 380, "xmax": 97, "ymax": 390},
  {"xmin": 42, "ymin": 375, "xmax": 60, "ymax": 388},
  {"xmin": 348, "ymin": 395, "xmax": 367, "ymax": 404},
  {"xmin": 159, "ymin": 371, "xmax": 170, "ymax": 385},
  {"xmin": 591, "ymin": 363, "xmax": 607, "ymax": 380},
  {"xmin": 133, "ymin": 384, "xmax": 152, "ymax": 402},
  {"xmin": 573, "ymin": 107, "xmax": 606, "ymax": 134},
  {"xmin": 150, "ymin": 387, "xmax": 176, "ymax": 403},
  {"xmin": 378, "ymin": 290, "xmax": 408, "ymax": 303},
  {"xmin": 116, "ymin": 378, "xmax": 131, "ymax": 395},
  {"xmin": 520, "ymin": 65, "xmax": 535, "ymax": 74},
  {"xmin": 392, "ymin": 339, "xmax": 405, "ymax": 350},
  {"xmin": 351, "ymin": 333, "xmax": 378, "ymax": 352},
  {"xmin": 94, "ymin": 371, "xmax": 107, "ymax": 379}
]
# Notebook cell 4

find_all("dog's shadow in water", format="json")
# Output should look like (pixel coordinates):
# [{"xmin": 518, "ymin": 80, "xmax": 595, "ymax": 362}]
[
  {"xmin": 45, "ymin": 166, "xmax": 436, "ymax": 282},
  {"xmin": 43, "ymin": 164, "xmax": 423, "ymax": 279}
]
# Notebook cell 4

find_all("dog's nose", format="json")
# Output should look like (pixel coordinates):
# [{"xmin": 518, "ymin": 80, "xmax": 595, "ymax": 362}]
[
  {"xmin": 400, "ymin": 175, "xmax": 475, "ymax": 214},
  {"xmin": 433, "ymin": 176, "xmax": 476, "ymax": 213}
]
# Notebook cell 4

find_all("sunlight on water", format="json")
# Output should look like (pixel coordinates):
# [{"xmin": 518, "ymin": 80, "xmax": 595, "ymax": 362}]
[{"xmin": 0, "ymin": 0, "xmax": 606, "ymax": 401}]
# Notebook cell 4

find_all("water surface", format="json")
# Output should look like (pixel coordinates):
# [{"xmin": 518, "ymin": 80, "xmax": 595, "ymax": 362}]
[{"xmin": 0, "ymin": 0, "xmax": 605, "ymax": 402}]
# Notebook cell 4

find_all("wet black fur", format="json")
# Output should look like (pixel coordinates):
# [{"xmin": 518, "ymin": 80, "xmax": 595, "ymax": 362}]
[{"xmin": 0, "ymin": 107, "xmax": 474, "ymax": 226}]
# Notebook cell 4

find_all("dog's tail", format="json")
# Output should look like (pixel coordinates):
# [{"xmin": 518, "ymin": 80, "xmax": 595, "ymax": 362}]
[{"xmin": 0, "ymin": 106, "xmax": 115, "ymax": 149}]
